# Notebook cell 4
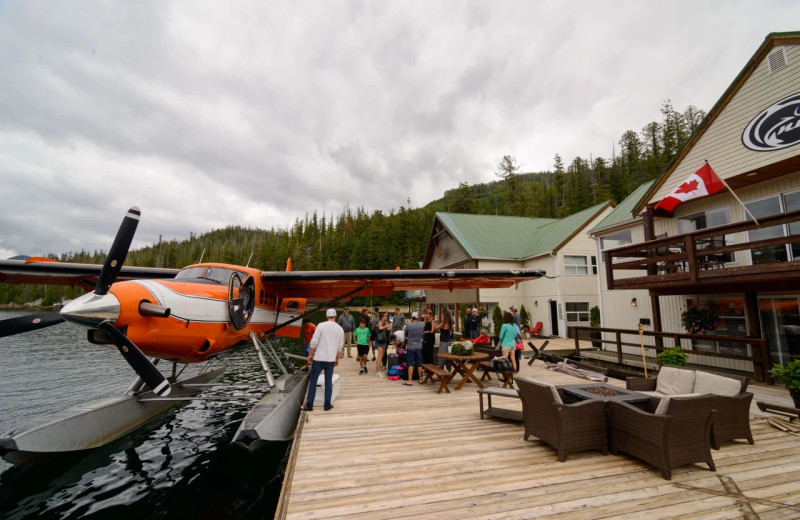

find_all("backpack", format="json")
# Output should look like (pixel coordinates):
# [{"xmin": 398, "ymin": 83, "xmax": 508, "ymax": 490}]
[
  {"xmin": 492, "ymin": 357, "xmax": 513, "ymax": 372},
  {"xmin": 387, "ymin": 363, "xmax": 406, "ymax": 380}
]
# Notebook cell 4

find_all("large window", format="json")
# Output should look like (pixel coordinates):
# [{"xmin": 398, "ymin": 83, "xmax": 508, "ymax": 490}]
[
  {"xmin": 565, "ymin": 302, "xmax": 589, "ymax": 322},
  {"xmin": 600, "ymin": 230, "xmax": 632, "ymax": 263},
  {"xmin": 688, "ymin": 297, "xmax": 748, "ymax": 356},
  {"xmin": 745, "ymin": 191, "xmax": 800, "ymax": 264},
  {"xmin": 677, "ymin": 207, "xmax": 734, "ymax": 264}
]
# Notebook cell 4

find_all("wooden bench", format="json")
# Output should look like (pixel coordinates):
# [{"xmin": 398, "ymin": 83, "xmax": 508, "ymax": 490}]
[
  {"xmin": 757, "ymin": 401, "xmax": 800, "ymax": 421},
  {"xmin": 421, "ymin": 364, "xmax": 453, "ymax": 394},
  {"xmin": 478, "ymin": 386, "xmax": 522, "ymax": 422}
]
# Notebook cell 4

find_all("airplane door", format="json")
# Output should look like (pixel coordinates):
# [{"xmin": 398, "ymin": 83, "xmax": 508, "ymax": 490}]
[{"xmin": 228, "ymin": 273, "xmax": 256, "ymax": 330}]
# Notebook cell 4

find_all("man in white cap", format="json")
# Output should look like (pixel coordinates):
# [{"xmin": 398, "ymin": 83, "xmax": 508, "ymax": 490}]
[{"xmin": 302, "ymin": 309, "xmax": 344, "ymax": 411}]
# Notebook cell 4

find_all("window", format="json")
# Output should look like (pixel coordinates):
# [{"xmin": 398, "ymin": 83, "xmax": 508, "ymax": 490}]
[
  {"xmin": 565, "ymin": 302, "xmax": 589, "ymax": 322},
  {"xmin": 677, "ymin": 207, "xmax": 731, "ymax": 232},
  {"xmin": 747, "ymin": 196, "xmax": 788, "ymax": 264},
  {"xmin": 678, "ymin": 207, "xmax": 734, "ymax": 264},
  {"xmin": 600, "ymin": 230, "xmax": 632, "ymax": 263},
  {"xmin": 687, "ymin": 297, "xmax": 748, "ymax": 356},
  {"xmin": 564, "ymin": 255, "xmax": 589, "ymax": 275}
]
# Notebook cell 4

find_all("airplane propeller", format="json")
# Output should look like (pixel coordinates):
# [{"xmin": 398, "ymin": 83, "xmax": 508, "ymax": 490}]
[
  {"xmin": 0, "ymin": 311, "xmax": 65, "ymax": 338},
  {"xmin": 99, "ymin": 321, "xmax": 171, "ymax": 396},
  {"xmin": 0, "ymin": 206, "xmax": 171, "ymax": 396},
  {"xmin": 95, "ymin": 207, "xmax": 139, "ymax": 296}
]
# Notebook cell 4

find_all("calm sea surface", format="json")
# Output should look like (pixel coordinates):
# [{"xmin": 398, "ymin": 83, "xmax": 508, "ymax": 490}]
[{"xmin": 0, "ymin": 310, "xmax": 303, "ymax": 520}]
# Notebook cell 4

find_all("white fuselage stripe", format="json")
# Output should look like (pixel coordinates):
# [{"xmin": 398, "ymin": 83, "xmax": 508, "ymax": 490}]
[{"xmin": 134, "ymin": 280, "xmax": 299, "ymax": 327}]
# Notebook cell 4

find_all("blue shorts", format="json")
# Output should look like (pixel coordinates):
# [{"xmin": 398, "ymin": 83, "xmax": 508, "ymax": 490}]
[
  {"xmin": 304, "ymin": 343, "xmax": 311, "ymax": 356},
  {"xmin": 406, "ymin": 349, "xmax": 423, "ymax": 367}
]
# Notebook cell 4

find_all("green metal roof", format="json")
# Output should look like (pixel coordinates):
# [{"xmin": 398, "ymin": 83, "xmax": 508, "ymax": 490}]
[
  {"xmin": 591, "ymin": 180, "xmax": 655, "ymax": 233},
  {"xmin": 523, "ymin": 202, "xmax": 610, "ymax": 256},
  {"xmin": 436, "ymin": 201, "xmax": 611, "ymax": 260}
]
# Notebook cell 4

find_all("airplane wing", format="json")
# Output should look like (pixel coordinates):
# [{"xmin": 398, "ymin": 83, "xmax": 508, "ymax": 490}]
[
  {"xmin": 261, "ymin": 268, "xmax": 545, "ymax": 300},
  {"xmin": 0, "ymin": 258, "xmax": 179, "ymax": 290}
]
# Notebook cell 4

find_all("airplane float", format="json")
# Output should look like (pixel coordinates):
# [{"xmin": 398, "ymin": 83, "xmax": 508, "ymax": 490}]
[{"xmin": 0, "ymin": 207, "xmax": 544, "ymax": 465}]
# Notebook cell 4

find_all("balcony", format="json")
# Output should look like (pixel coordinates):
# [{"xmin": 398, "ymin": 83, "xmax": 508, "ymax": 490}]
[{"xmin": 604, "ymin": 209, "xmax": 800, "ymax": 295}]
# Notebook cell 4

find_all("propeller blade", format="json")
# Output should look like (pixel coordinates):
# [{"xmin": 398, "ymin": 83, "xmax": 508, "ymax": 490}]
[
  {"xmin": 0, "ymin": 311, "xmax": 65, "ymax": 338},
  {"xmin": 99, "ymin": 321, "xmax": 171, "ymax": 396},
  {"xmin": 95, "ymin": 207, "xmax": 140, "ymax": 296}
]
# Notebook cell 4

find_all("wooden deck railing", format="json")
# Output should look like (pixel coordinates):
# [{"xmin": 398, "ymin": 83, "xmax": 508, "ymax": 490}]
[
  {"xmin": 603, "ymin": 208, "xmax": 800, "ymax": 293},
  {"xmin": 572, "ymin": 326, "xmax": 771, "ymax": 383}
]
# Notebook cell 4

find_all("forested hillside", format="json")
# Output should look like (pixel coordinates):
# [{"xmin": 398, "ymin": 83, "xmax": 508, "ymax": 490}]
[{"xmin": 1, "ymin": 100, "xmax": 703, "ymax": 305}]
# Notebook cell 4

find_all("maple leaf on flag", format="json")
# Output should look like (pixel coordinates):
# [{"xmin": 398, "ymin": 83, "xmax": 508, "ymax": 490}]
[{"xmin": 675, "ymin": 179, "xmax": 699, "ymax": 195}]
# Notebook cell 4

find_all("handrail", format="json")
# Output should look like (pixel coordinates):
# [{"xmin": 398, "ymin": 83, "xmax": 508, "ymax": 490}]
[
  {"xmin": 573, "ymin": 326, "xmax": 771, "ymax": 383},
  {"xmin": 603, "ymin": 208, "xmax": 800, "ymax": 290}
]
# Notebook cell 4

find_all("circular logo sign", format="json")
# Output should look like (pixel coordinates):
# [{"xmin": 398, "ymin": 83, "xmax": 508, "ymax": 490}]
[{"xmin": 742, "ymin": 92, "xmax": 800, "ymax": 151}]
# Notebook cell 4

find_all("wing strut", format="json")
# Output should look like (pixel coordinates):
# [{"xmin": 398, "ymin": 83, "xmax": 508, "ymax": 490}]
[{"xmin": 262, "ymin": 283, "xmax": 372, "ymax": 337}]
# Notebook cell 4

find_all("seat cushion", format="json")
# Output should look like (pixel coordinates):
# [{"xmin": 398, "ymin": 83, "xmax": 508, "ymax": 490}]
[
  {"xmin": 693, "ymin": 371, "xmax": 741, "ymax": 396},
  {"xmin": 654, "ymin": 393, "xmax": 703, "ymax": 415},
  {"xmin": 655, "ymin": 366, "xmax": 696, "ymax": 395}
]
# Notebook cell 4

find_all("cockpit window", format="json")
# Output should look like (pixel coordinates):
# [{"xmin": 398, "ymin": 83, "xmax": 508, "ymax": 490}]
[
  {"xmin": 175, "ymin": 266, "xmax": 248, "ymax": 284},
  {"xmin": 175, "ymin": 266, "xmax": 207, "ymax": 280}
]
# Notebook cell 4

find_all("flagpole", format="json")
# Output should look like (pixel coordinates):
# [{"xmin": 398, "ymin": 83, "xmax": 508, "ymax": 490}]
[{"xmin": 706, "ymin": 160, "xmax": 760, "ymax": 226}]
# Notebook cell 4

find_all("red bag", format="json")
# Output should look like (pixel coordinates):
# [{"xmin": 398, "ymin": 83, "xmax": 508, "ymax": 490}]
[{"xmin": 515, "ymin": 340, "xmax": 524, "ymax": 351}]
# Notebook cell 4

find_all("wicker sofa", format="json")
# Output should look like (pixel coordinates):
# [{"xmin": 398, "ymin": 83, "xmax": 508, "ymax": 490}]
[{"xmin": 626, "ymin": 366, "xmax": 754, "ymax": 449}]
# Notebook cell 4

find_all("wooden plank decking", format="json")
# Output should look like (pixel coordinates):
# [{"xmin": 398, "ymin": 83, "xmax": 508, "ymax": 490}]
[{"xmin": 277, "ymin": 348, "xmax": 800, "ymax": 520}]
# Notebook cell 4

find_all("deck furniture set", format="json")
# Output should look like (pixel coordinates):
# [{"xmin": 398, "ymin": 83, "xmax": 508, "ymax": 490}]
[{"xmin": 493, "ymin": 367, "xmax": 754, "ymax": 480}]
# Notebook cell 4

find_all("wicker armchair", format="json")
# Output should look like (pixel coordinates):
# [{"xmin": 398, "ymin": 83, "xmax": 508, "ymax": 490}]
[
  {"xmin": 608, "ymin": 395, "xmax": 716, "ymax": 480},
  {"xmin": 515, "ymin": 377, "xmax": 608, "ymax": 462},
  {"xmin": 626, "ymin": 367, "xmax": 754, "ymax": 448}
]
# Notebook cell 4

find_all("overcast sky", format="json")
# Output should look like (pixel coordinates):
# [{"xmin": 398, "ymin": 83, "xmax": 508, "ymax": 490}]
[{"xmin": 0, "ymin": 1, "xmax": 797, "ymax": 260}]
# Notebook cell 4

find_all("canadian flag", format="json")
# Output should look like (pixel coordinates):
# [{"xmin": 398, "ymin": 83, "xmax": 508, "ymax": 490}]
[{"xmin": 653, "ymin": 163, "xmax": 726, "ymax": 213}]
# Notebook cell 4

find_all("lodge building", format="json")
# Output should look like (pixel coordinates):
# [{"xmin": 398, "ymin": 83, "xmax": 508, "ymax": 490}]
[{"xmin": 422, "ymin": 31, "xmax": 800, "ymax": 380}]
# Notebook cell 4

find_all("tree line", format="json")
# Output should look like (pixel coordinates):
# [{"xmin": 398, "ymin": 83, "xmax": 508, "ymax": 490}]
[{"xmin": 1, "ymin": 100, "xmax": 703, "ymax": 305}]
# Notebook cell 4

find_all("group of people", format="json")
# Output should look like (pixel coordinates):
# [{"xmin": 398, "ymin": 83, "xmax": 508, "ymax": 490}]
[{"xmin": 301, "ymin": 304, "xmax": 528, "ymax": 411}]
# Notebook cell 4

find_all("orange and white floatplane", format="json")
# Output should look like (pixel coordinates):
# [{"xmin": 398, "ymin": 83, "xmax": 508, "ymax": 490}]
[{"xmin": 0, "ymin": 207, "xmax": 545, "ymax": 463}]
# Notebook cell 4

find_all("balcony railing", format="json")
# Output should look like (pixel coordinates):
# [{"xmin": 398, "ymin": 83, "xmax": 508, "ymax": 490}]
[
  {"xmin": 573, "ymin": 326, "xmax": 771, "ymax": 382},
  {"xmin": 603, "ymin": 208, "xmax": 800, "ymax": 294}
]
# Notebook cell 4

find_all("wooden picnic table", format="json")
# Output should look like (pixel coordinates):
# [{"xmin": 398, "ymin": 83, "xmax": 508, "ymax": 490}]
[{"xmin": 436, "ymin": 352, "xmax": 489, "ymax": 390}]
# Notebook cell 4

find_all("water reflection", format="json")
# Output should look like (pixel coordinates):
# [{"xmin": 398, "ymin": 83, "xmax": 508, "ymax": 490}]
[{"xmin": 0, "ymin": 310, "xmax": 302, "ymax": 519}]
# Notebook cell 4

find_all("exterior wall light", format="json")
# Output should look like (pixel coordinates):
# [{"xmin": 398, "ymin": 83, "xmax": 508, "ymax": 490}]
[{"xmin": 631, "ymin": 298, "xmax": 638, "ymax": 307}]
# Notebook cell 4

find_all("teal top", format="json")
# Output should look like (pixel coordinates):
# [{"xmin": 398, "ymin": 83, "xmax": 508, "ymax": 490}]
[
  {"xmin": 353, "ymin": 326, "xmax": 371, "ymax": 345},
  {"xmin": 498, "ymin": 323, "xmax": 516, "ymax": 347}
]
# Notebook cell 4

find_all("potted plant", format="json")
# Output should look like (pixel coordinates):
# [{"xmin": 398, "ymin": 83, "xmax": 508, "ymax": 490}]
[
  {"xmin": 657, "ymin": 345, "xmax": 688, "ymax": 366},
  {"xmin": 681, "ymin": 304, "xmax": 721, "ymax": 335},
  {"xmin": 520, "ymin": 305, "xmax": 530, "ymax": 336},
  {"xmin": 492, "ymin": 305, "xmax": 503, "ymax": 336},
  {"xmin": 769, "ymin": 359, "xmax": 800, "ymax": 408},
  {"xmin": 589, "ymin": 306, "xmax": 602, "ymax": 349}
]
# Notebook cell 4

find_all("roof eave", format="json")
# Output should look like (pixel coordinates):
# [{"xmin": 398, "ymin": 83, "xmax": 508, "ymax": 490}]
[{"xmin": 632, "ymin": 31, "xmax": 800, "ymax": 216}]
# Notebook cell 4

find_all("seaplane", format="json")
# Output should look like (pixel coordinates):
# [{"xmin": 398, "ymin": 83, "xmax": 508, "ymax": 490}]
[{"xmin": 0, "ymin": 207, "xmax": 544, "ymax": 464}]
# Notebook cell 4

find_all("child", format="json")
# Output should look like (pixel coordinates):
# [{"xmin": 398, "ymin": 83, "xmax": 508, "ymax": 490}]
[{"xmin": 353, "ymin": 317, "xmax": 371, "ymax": 374}]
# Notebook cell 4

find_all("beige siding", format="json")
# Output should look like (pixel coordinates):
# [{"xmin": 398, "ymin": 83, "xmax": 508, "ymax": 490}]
[
  {"xmin": 427, "ymin": 232, "xmax": 471, "ymax": 269},
  {"xmin": 651, "ymin": 46, "xmax": 800, "ymax": 202}
]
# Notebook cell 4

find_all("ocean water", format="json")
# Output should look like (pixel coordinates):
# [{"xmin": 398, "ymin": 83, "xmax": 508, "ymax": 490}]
[{"xmin": 0, "ymin": 310, "xmax": 301, "ymax": 520}]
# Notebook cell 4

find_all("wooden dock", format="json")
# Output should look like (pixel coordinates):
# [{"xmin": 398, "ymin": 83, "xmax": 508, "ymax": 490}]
[{"xmin": 277, "ymin": 348, "xmax": 800, "ymax": 520}]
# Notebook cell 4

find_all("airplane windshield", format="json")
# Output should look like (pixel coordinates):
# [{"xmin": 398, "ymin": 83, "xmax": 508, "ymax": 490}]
[{"xmin": 175, "ymin": 267, "xmax": 248, "ymax": 284}]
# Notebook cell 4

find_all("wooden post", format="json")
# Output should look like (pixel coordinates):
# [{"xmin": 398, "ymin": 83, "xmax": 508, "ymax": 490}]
[{"xmin": 638, "ymin": 323, "xmax": 648, "ymax": 378}]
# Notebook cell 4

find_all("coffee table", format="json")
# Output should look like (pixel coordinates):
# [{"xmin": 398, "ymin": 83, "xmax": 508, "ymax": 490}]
[{"xmin": 560, "ymin": 383, "xmax": 649, "ymax": 407}]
